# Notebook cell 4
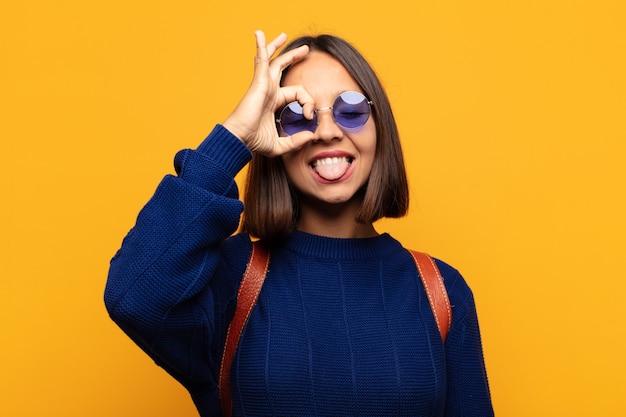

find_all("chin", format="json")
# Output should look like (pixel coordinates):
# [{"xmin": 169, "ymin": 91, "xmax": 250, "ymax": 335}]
[{"xmin": 320, "ymin": 191, "xmax": 362, "ymax": 206}]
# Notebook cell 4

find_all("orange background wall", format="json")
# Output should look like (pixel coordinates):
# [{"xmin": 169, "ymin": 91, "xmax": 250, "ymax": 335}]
[{"xmin": 2, "ymin": 1, "xmax": 625, "ymax": 416}]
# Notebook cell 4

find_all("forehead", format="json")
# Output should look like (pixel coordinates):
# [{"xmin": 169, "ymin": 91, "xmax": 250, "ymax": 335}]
[{"xmin": 282, "ymin": 51, "xmax": 362, "ymax": 96}]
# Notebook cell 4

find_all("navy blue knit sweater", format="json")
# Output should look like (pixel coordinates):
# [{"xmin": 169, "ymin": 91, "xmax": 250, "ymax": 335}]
[{"xmin": 105, "ymin": 125, "xmax": 493, "ymax": 417}]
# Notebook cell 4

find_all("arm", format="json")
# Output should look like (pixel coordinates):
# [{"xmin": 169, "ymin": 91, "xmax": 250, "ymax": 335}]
[
  {"xmin": 104, "ymin": 125, "xmax": 252, "ymax": 384},
  {"xmin": 104, "ymin": 30, "xmax": 318, "ymax": 389},
  {"xmin": 437, "ymin": 262, "xmax": 494, "ymax": 417}
]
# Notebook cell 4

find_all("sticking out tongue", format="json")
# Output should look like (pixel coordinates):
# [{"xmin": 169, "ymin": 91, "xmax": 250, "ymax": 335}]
[{"xmin": 314, "ymin": 158, "xmax": 351, "ymax": 181}]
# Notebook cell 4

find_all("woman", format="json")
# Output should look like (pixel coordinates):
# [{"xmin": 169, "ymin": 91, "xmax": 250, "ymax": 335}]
[{"xmin": 105, "ymin": 31, "xmax": 493, "ymax": 417}]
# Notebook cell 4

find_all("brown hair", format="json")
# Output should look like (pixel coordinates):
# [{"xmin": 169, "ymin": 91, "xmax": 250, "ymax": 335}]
[{"xmin": 242, "ymin": 34, "xmax": 409, "ymax": 240}]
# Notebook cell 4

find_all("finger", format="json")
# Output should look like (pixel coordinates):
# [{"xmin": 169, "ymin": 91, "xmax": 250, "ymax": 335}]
[
  {"xmin": 269, "ymin": 44, "xmax": 310, "ymax": 73},
  {"xmin": 266, "ymin": 32, "xmax": 288, "ymax": 57},
  {"xmin": 267, "ymin": 131, "xmax": 315, "ymax": 156},
  {"xmin": 254, "ymin": 30, "xmax": 267, "ymax": 59},
  {"xmin": 281, "ymin": 131, "xmax": 316, "ymax": 154},
  {"xmin": 254, "ymin": 31, "xmax": 289, "ymax": 64},
  {"xmin": 276, "ymin": 84, "xmax": 316, "ymax": 118},
  {"xmin": 253, "ymin": 30, "xmax": 272, "ymax": 69}
]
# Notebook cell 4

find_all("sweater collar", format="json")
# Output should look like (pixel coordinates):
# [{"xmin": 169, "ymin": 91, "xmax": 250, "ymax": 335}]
[{"xmin": 275, "ymin": 230, "xmax": 402, "ymax": 260}]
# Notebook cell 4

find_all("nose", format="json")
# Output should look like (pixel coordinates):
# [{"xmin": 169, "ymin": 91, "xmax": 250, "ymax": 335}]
[{"xmin": 312, "ymin": 108, "xmax": 343, "ymax": 142}]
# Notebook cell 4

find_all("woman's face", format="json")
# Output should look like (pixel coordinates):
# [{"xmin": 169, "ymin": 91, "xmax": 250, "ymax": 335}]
[{"xmin": 280, "ymin": 52, "xmax": 377, "ymax": 207}]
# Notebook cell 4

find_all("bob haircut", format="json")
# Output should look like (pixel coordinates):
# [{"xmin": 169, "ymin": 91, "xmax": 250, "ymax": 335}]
[{"xmin": 242, "ymin": 34, "xmax": 409, "ymax": 240}]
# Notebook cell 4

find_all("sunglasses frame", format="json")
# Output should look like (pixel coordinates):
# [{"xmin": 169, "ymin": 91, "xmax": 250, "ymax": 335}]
[{"xmin": 276, "ymin": 91, "xmax": 373, "ymax": 136}]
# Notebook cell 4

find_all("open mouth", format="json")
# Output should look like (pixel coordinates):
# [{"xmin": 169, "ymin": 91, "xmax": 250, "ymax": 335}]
[{"xmin": 310, "ymin": 156, "xmax": 354, "ymax": 181}]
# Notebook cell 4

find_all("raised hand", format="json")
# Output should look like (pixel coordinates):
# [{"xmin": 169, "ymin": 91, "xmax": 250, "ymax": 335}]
[{"xmin": 223, "ymin": 31, "xmax": 315, "ymax": 157}]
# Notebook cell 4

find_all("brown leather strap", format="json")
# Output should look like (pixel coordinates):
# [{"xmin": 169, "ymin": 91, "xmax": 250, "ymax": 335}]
[
  {"xmin": 219, "ymin": 240, "xmax": 269, "ymax": 417},
  {"xmin": 409, "ymin": 250, "xmax": 452, "ymax": 342}
]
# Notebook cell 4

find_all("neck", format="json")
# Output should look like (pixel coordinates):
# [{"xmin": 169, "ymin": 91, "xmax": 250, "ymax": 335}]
[{"xmin": 295, "ymin": 197, "xmax": 379, "ymax": 239}]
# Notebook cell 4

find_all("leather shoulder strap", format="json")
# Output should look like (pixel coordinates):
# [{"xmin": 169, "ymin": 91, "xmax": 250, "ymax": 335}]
[
  {"xmin": 409, "ymin": 250, "xmax": 452, "ymax": 342},
  {"xmin": 219, "ymin": 240, "xmax": 270, "ymax": 417}
]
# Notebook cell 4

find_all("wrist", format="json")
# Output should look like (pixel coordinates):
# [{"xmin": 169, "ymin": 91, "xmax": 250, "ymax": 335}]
[{"xmin": 222, "ymin": 118, "xmax": 250, "ymax": 145}]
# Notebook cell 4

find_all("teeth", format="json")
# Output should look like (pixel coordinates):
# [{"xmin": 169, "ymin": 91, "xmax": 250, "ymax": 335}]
[{"xmin": 312, "ymin": 157, "xmax": 350, "ymax": 167}]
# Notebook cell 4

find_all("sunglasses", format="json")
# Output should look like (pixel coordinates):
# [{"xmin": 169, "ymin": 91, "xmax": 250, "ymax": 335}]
[{"xmin": 276, "ymin": 91, "xmax": 373, "ymax": 136}]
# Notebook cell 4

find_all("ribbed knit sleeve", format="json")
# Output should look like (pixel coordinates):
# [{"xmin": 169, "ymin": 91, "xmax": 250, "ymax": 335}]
[{"xmin": 104, "ymin": 125, "xmax": 252, "ymax": 391}]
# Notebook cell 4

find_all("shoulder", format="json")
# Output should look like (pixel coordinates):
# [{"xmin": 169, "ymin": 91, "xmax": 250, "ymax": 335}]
[
  {"xmin": 207, "ymin": 233, "xmax": 254, "ymax": 298},
  {"xmin": 431, "ymin": 256, "xmax": 477, "ymax": 320},
  {"xmin": 218, "ymin": 232, "xmax": 254, "ymax": 275},
  {"xmin": 432, "ymin": 258, "xmax": 471, "ymax": 294},
  {"xmin": 395, "ymin": 241, "xmax": 476, "ymax": 310},
  {"xmin": 403, "ymin": 247, "xmax": 472, "ymax": 300}
]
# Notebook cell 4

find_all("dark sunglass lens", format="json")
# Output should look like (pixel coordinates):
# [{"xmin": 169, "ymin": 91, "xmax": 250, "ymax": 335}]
[
  {"xmin": 280, "ymin": 102, "xmax": 316, "ymax": 135},
  {"xmin": 333, "ymin": 91, "xmax": 370, "ymax": 129}
]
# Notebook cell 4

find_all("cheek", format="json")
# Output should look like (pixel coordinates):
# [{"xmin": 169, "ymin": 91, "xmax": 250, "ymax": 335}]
[
  {"xmin": 360, "ymin": 123, "xmax": 377, "ymax": 159},
  {"xmin": 280, "ymin": 153, "xmax": 305, "ymax": 182},
  {"xmin": 360, "ymin": 134, "xmax": 377, "ymax": 177}
]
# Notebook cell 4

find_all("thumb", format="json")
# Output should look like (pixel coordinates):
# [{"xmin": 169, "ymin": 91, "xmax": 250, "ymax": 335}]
[{"xmin": 275, "ymin": 131, "xmax": 315, "ymax": 155}]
